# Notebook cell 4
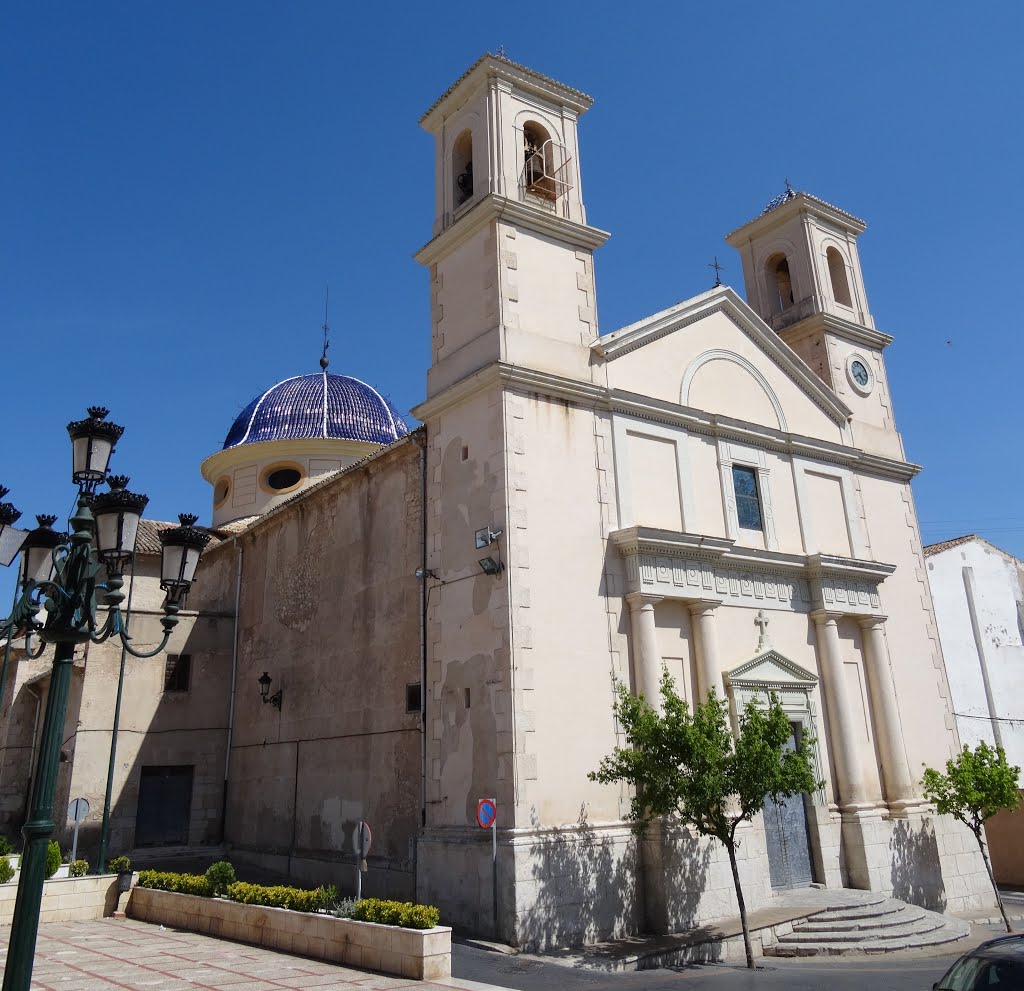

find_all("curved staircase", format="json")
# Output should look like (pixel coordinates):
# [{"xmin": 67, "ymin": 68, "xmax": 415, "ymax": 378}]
[{"xmin": 766, "ymin": 890, "xmax": 970, "ymax": 956}]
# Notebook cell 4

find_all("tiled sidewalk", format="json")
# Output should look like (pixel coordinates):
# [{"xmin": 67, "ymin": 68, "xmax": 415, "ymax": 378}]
[{"xmin": 0, "ymin": 919, "xmax": 500, "ymax": 991}]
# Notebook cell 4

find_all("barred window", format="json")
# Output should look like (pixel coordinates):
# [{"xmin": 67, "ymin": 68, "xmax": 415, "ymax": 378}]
[{"xmin": 164, "ymin": 654, "xmax": 191, "ymax": 693}]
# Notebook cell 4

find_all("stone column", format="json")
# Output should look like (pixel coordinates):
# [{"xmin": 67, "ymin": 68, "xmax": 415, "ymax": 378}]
[
  {"xmin": 689, "ymin": 601, "xmax": 722, "ymax": 700},
  {"xmin": 859, "ymin": 616, "xmax": 916, "ymax": 807},
  {"xmin": 811, "ymin": 610, "xmax": 873, "ymax": 809},
  {"xmin": 626, "ymin": 593, "xmax": 663, "ymax": 710}
]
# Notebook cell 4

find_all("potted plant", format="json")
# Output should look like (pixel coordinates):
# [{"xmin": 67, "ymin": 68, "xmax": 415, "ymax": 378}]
[
  {"xmin": 108, "ymin": 855, "xmax": 133, "ymax": 892},
  {"xmin": 0, "ymin": 836, "xmax": 17, "ymax": 873}
]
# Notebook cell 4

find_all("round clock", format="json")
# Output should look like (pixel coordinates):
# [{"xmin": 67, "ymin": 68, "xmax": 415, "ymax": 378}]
[{"xmin": 846, "ymin": 354, "xmax": 874, "ymax": 395}]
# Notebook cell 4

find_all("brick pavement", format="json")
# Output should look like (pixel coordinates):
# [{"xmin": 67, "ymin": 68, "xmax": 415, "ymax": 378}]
[{"xmin": 0, "ymin": 919, "xmax": 504, "ymax": 991}]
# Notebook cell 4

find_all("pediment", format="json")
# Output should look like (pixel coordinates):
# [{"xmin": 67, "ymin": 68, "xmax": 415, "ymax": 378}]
[
  {"xmin": 592, "ymin": 286, "xmax": 851, "ymax": 430},
  {"xmin": 726, "ymin": 650, "xmax": 818, "ymax": 689}
]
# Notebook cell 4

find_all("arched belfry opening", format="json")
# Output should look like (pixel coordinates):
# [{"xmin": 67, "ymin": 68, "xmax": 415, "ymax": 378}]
[
  {"xmin": 765, "ymin": 253, "xmax": 795, "ymax": 315},
  {"xmin": 826, "ymin": 246, "xmax": 853, "ymax": 307},
  {"xmin": 520, "ymin": 120, "xmax": 573, "ymax": 210},
  {"xmin": 452, "ymin": 129, "xmax": 474, "ymax": 208}
]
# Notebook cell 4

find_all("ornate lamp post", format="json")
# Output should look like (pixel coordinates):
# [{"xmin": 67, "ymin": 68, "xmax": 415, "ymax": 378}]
[{"xmin": 0, "ymin": 407, "xmax": 210, "ymax": 991}]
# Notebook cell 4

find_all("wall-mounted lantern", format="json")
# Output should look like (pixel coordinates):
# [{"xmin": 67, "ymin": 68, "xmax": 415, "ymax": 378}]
[{"xmin": 258, "ymin": 671, "xmax": 283, "ymax": 710}]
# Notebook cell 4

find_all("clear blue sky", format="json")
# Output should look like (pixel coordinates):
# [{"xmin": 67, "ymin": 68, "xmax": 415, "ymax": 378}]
[{"xmin": 3, "ymin": 2, "xmax": 1023, "ymax": 607}]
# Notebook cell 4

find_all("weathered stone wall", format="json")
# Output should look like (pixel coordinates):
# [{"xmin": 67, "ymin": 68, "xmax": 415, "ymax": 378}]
[{"xmin": 220, "ymin": 437, "xmax": 424, "ymax": 898}]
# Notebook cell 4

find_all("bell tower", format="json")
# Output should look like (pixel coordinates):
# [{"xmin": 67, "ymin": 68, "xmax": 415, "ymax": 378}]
[
  {"xmin": 725, "ymin": 188, "xmax": 904, "ymax": 459},
  {"xmin": 415, "ymin": 54, "xmax": 609, "ymax": 399}
]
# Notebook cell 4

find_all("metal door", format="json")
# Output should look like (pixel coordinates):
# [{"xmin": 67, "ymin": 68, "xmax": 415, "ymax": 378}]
[
  {"xmin": 135, "ymin": 765, "xmax": 193, "ymax": 847},
  {"xmin": 763, "ymin": 724, "xmax": 814, "ymax": 890}
]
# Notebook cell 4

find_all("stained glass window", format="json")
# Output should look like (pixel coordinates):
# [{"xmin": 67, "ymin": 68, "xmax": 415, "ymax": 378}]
[{"xmin": 732, "ymin": 466, "xmax": 763, "ymax": 530}]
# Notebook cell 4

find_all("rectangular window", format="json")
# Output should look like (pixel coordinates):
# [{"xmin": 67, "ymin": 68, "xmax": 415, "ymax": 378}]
[
  {"xmin": 164, "ymin": 654, "xmax": 191, "ymax": 693},
  {"xmin": 732, "ymin": 466, "xmax": 763, "ymax": 530},
  {"xmin": 406, "ymin": 683, "xmax": 422, "ymax": 713}
]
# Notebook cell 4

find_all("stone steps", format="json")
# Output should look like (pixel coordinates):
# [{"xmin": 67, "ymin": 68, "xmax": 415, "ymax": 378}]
[{"xmin": 765, "ymin": 894, "xmax": 971, "ymax": 957}]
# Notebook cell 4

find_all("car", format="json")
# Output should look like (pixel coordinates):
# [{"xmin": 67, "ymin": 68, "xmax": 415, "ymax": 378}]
[{"xmin": 934, "ymin": 933, "xmax": 1024, "ymax": 989}]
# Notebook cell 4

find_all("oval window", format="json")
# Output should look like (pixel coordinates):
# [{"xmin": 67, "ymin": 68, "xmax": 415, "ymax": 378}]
[
  {"xmin": 213, "ymin": 477, "xmax": 230, "ymax": 506},
  {"xmin": 266, "ymin": 467, "xmax": 302, "ymax": 491}
]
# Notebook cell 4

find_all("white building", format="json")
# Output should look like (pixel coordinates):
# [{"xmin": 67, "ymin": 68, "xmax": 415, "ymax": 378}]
[{"xmin": 925, "ymin": 534, "xmax": 1024, "ymax": 883}]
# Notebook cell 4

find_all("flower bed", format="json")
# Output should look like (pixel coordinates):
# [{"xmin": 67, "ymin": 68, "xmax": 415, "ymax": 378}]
[{"xmin": 128, "ymin": 887, "xmax": 451, "ymax": 978}]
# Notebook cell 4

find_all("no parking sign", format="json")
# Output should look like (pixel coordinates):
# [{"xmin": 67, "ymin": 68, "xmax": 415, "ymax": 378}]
[{"xmin": 476, "ymin": 798, "xmax": 496, "ymax": 829}]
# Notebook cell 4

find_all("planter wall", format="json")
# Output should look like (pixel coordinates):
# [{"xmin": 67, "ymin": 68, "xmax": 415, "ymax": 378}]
[
  {"xmin": 127, "ymin": 887, "xmax": 451, "ymax": 979},
  {"xmin": 0, "ymin": 874, "xmax": 120, "ymax": 924}
]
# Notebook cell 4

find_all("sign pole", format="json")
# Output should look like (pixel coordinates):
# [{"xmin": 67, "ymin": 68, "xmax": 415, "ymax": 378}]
[{"xmin": 491, "ymin": 814, "xmax": 497, "ymax": 939}]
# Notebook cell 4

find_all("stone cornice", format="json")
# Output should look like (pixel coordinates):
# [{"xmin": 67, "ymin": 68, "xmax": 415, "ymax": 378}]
[
  {"xmin": 806, "ymin": 553, "xmax": 897, "ymax": 584},
  {"xmin": 419, "ymin": 54, "xmax": 593, "ymax": 130},
  {"xmin": 780, "ymin": 312, "xmax": 894, "ymax": 352},
  {"xmin": 413, "ymin": 193, "xmax": 610, "ymax": 268},
  {"xmin": 724, "ymin": 191, "xmax": 867, "ymax": 244},
  {"xmin": 591, "ymin": 286, "xmax": 853, "ymax": 427},
  {"xmin": 413, "ymin": 362, "xmax": 922, "ymax": 483},
  {"xmin": 610, "ymin": 527, "xmax": 734, "ymax": 560}
]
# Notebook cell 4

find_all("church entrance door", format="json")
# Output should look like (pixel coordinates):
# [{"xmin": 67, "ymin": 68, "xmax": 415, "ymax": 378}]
[{"xmin": 763, "ymin": 723, "xmax": 814, "ymax": 890}]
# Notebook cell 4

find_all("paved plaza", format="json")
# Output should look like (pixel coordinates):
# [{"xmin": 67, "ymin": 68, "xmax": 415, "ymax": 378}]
[{"xmin": 1, "ymin": 919, "xmax": 498, "ymax": 991}]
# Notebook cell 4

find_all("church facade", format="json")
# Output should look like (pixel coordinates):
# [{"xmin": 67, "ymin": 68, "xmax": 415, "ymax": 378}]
[{"xmin": 0, "ymin": 54, "xmax": 995, "ymax": 949}]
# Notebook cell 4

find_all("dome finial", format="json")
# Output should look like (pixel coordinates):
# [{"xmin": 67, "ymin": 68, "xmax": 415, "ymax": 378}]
[{"xmin": 320, "ymin": 283, "xmax": 330, "ymax": 371}]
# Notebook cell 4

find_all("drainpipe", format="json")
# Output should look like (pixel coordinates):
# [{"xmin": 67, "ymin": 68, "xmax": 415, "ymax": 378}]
[
  {"xmin": 963, "ymin": 566, "xmax": 1003, "ymax": 749},
  {"xmin": 221, "ymin": 541, "xmax": 242, "ymax": 843},
  {"xmin": 23, "ymin": 684, "xmax": 41, "ymax": 821},
  {"xmin": 417, "ymin": 434, "xmax": 428, "ymax": 847}
]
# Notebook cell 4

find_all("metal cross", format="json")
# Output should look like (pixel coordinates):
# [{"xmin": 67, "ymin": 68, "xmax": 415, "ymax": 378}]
[
  {"xmin": 755, "ymin": 609, "xmax": 771, "ymax": 652},
  {"xmin": 709, "ymin": 256, "xmax": 725, "ymax": 287}
]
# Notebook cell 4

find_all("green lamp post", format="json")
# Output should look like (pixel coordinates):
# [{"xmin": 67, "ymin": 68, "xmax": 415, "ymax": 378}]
[{"xmin": 0, "ymin": 407, "xmax": 210, "ymax": 991}]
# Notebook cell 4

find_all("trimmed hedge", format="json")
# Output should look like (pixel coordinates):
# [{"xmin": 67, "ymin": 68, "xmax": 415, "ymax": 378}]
[
  {"xmin": 353, "ymin": 898, "xmax": 440, "ymax": 930},
  {"xmin": 137, "ymin": 870, "xmax": 212, "ymax": 897},
  {"xmin": 135, "ymin": 870, "xmax": 441, "ymax": 928},
  {"xmin": 69, "ymin": 859, "xmax": 89, "ymax": 877},
  {"xmin": 44, "ymin": 841, "xmax": 61, "ymax": 880},
  {"xmin": 0, "ymin": 860, "xmax": 13, "ymax": 884}
]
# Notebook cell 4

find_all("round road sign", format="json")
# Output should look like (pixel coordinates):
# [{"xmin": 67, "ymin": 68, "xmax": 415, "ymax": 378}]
[
  {"xmin": 476, "ymin": 798, "xmax": 496, "ymax": 829},
  {"xmin": 68, "ymin": 798, "xmax": 90, "ymax": 823}
]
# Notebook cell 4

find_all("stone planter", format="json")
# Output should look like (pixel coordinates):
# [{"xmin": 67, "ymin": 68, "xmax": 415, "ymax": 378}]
[
  {"xmin": 53, "ymin": 864, "xmax": 70, "ymax": 879},
  {"xmin": 128, "ymin": 887, "xmax": 451, "ymax": 979}
]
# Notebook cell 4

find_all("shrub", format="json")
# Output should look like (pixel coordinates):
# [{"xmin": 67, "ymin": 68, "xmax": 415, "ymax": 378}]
[
  {"xmin": 225, "ymin": 881, "xmax": 320, "ymax": 912},
  {"xmin": 0, "ymin": 836, "xmax": 13, "ymax": 857},
  {"xmin": 353, "ymin": 897, "xmax": 441, "ymax": 929},
  {"xmin": 331, "ymin": 896, "xmax": 359, "ymax": 919},
  {"xmin": 44, "ymin": 840, "xmax": 61, "ymax": 879},
  {"xmin": 137, "ymin": 869, "xmax": 211, "ymax": 897},
  {"xmin": 0, "ymin": 860, "xmax": 13, "ymax": 884},
  {"xmin": 69, "ymin": 859, "xmax": 89, "ymax": 877},
  {"xmin": 204, "ymin": 861, "xmax": 236, "ymax": 896},
  {"xmin": 107, "ymin": 855, "xmax": 131, "ymax": 874}
]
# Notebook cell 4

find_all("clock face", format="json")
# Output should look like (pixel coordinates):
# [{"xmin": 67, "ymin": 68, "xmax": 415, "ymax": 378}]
[{"xmin": 850, "ymin": 360, "xmax": 869, "ymax": 387}]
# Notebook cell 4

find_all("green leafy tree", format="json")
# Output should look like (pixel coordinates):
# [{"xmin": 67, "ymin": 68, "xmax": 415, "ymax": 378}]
[
  {"xmin": 590, "ymin": 672, "xmax": 821, "ymax": 970},
  {"xmin": 922, "ymin": 741, "xmax": 1021, "ymax": 933}
]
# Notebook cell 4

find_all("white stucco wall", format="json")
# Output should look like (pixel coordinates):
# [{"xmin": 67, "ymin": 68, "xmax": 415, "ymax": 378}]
[{"xmin": 926, "ymin": 538, "xmax": 1024, "ymax": 782}]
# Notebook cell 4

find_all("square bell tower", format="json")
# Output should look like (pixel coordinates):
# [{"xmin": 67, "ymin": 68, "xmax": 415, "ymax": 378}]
[{"xmin": 415, "ymin": 54, "xmax": 610, "ymax": 399}]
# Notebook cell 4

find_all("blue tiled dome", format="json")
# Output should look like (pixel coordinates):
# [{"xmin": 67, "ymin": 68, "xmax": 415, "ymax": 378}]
[{"xmin": 223, "ymin": 372, "xmax": 409, "ymax": 450}]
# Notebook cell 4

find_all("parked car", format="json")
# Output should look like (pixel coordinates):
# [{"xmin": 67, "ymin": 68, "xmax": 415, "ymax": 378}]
[{"xmin": 934, "ymin": 933, "xmax": 1024, "ymax": 989}]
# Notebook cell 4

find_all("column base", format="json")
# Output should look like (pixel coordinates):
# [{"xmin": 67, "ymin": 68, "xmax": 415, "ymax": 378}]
[{"xmin": 840, "ymin": 809, "xmax": 892, "ymax": 890}]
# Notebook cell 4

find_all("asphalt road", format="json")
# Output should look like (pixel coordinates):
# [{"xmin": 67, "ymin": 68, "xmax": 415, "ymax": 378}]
[{"xmin": 453, "ymin": 941, "xmax": 963, "ymax": 991}]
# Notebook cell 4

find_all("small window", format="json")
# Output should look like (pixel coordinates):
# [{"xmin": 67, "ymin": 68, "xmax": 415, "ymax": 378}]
[
  {"xmin": 826, "ymin": 247, "xmax": 853, "ymax": 307},
  {"xmin": 164, "ymin": 654, "xmax": 191, "ymax": 693},
  {"xmin": 406, "ymin": 683, "xmax": 422, "ymax": 713},
  {"xmin": 732, "ymin": 466, "xmax": 763, "ymax": 531},
  {"xmin": 263, "ymin": 466, "xmax": 303, "ymax": 492},
  {"xmin": 213, "ymin": 476, "xmax": 231, "ymax": 507}
]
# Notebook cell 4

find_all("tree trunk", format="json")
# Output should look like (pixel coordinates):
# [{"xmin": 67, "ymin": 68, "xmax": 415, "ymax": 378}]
[
  {"xmin": 974, "ymin": 825, "xmax": 1012, "ymax": 933},
  {"xmin": 725, "ymin": 840, "xmax": 755, "ymax": 969}
]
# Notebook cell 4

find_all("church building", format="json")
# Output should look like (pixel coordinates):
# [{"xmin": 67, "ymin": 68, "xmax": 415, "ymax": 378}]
[{"xmin": 0, "ymin": 54, "xmax": 995, "ymax": 949}]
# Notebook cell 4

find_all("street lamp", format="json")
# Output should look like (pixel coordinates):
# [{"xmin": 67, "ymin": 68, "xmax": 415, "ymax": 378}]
[{"xmin": 0, "ymin": 408, "xmax": 210, "ymax": 991}]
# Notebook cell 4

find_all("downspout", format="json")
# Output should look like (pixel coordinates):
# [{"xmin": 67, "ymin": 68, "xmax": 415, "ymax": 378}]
[
  {"xmin": 417, "ymin": 434, "xmax": 428, "ymax": 845},
  {"xmin": 221, "ymin": 541, "xmax": 242, "ymax": 843},
  {"xmin": 963, "ymin": 566, "xmax": 1003, "ymax": 748},
  {"xmin": 23, "ymin": 684, "xmax": 41, "ymax": 819}
]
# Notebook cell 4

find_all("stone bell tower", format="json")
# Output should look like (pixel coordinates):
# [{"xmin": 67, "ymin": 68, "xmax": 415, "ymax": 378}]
[
  {"xmin": 414, "ymin": 54, "xmax": 610, "ymax": 399},
  {"xmin": 725, "ymin": 187, "xmax": 904, "ymax": 459}
]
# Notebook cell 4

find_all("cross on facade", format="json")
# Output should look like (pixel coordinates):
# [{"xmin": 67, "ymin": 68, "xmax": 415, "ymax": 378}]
[
  {"xmin": 755, "ymin": 609, "xmax": 771, "ymax": 652},
  {"xmin": 709, "ymin": 256, "xmax": 725, "ymax": 287}
]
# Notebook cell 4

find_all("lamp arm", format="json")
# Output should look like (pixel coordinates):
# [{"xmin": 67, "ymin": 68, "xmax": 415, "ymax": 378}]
[
  {"xmin": 117, "ymin": 604, "xmax": 180, "ymax": 659},
  {"xmin": 22, "ymin": 632, "xmax": 47, "ymax": 660}
]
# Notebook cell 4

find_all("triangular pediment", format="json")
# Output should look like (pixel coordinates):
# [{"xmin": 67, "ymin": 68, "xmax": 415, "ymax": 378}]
[
  {"xmin": 727, "ymin": 650, "xmax": 818, "ymax": 689},
  {"xmin": 592, "ymin": 285, "xmax": 851, "ymax": 430}
]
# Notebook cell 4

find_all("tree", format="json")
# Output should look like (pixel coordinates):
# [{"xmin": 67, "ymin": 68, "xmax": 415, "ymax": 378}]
[
  {"xmin": 589, "ymin": 672, "xmax": 821, "ymax": 969},
  {"xmin": 922, "ymin": 741, "xmax": 1022, "ymax": 933}
]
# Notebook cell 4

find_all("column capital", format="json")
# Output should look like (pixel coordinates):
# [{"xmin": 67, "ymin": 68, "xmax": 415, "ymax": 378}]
[
  {"xmin": 857, "ymin": 614, "xmax": 889, "ymax": 629},
  {"xmin": 625, "ymin": 592, "xmax": 663, "ymax": 609},
  {"xmin": 810, "ymin": 608, "xmax": 844, "ymax": 625},
  {"xmin": 687, "ymin": 599, "xmax": 721, "ymax": 617}
]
